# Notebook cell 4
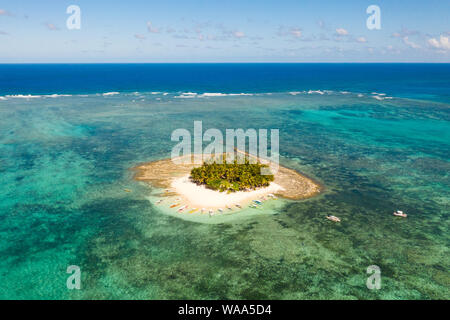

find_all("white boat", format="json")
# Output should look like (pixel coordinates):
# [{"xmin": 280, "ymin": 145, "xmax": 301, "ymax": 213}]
[
  {"xmin": 156, "ymin": 199, "xmax": 162, "ymax": 204},
  {"xmin": 218, "ymin": 208, "xmax": 223, "ymax": 213},
  {"xmin": 326, "ymin": 215, "xmax": 341, "ymax": 222},
  {"xmin": 393, "ymin": 210, "xmax": 407, "ymax": 218},
  {"xmin": 177, "ymin": 205, "xmax": 187, "ymax": 212}
]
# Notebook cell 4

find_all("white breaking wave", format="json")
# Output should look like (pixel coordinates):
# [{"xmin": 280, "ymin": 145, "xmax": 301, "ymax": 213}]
[
  {"xmin": 174, "ymin": 92, "xmax": 197, "ymax": 98},
  {"xmin": 372, "ymin": 95, "xmax": 393, "ymax": 101},
  {"xmin": 5, "ymin": 94, "xmax": 42, "ymax": 99},
  {"xmin": 289, "ymin": 91, "xmax": 305, "ymax": 96},
  {"xmin": 0, "ymin": 90, "xmax": 395, "ymax": 102},
  {"xmin": 200, "ymin": 93, "xmax": 227, "ymax": 97},
  {"xmin": 227, "ymin": 93, "xmax": 253, "ymax": 96},
  {"xmin": 199, "ymin": 92, "xmax": 253, "ymax": 97},
  {"xmin": 308, "ymin": 90, "xmax": 325, "ymax": 95},
  {"xmin": 174, "ymin": 92, "xmax": 254, "ymax": 98},
  {"xmin": 44, "ymin": 94, "xmax": 73, "ymax": 98}
]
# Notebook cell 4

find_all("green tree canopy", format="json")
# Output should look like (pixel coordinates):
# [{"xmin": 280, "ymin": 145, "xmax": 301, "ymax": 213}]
[{"xmin": 190, "ymin": 157, "xmax": 274, "ymax": 193}]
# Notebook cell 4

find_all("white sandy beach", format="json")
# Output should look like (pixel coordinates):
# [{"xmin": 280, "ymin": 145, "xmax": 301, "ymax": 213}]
[{"xmin": 171, "ymin": 175, "xmax": 284, "ymax": 209}]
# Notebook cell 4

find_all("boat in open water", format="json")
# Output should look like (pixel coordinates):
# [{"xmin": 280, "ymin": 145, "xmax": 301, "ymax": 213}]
[
  {"xmin": 393, "ymin": 210, "xmax": 407, "ymax": 218},
  {"xmin": 327, "ymin": 215, "xmax": 341, "ymax": 222}
]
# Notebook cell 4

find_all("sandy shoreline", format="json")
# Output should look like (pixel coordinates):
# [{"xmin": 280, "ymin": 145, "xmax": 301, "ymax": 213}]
[
  {"xmin": 132, "ymin": 153, "xmax": 321, "ymax": 211},
  {"xmin": 171, "ymin": 174, "xmax": 284, "ymax": 209}
]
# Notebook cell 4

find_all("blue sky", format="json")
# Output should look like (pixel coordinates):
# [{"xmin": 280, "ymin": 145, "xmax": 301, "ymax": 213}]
[{"xmin": 0, "ymin": 0, "xmax": 449, "ymax": 62}]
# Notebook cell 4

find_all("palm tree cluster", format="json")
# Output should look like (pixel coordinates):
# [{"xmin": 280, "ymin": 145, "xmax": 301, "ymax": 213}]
[{"xmin": 190, "ymin": 158, "xmax": 274, "ymax": 193}]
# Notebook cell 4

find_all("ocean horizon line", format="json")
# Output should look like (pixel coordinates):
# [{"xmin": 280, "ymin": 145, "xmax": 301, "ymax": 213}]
[{"xmin": 0, "ymin": 62, "xmax": 449, "ymax": 65}]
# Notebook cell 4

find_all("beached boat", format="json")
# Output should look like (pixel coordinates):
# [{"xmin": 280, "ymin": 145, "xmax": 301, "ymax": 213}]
[
  {"xmin": 326, "ymin": 215, "xmax": 341, "ymax": 222},
  {"xmin": 170, "ymin": 203, "xmax": 179, "ymax": 208},
  {"xmin": 253, "ymin": 200, "xmax": 262, "ymax": 204},
  {"xmin": 177, "ymin": 205, "xmax": 188, "ymax": 212},
  {"xmin": 188, "ymin": 208, "xmax": 198, "ymax": 213},
  {"xmin": 235, "ymin": 204, "xmax": 242, "ymax": 208},
  {"xmin": 393, "ymin": 210, "xmax": 407, "ymax": 218}
]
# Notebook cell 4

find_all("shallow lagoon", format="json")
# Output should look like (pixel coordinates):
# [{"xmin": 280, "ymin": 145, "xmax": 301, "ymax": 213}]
[{"xmin": 0, "ymin": 90, "xmax": 448, "ymax": 299}]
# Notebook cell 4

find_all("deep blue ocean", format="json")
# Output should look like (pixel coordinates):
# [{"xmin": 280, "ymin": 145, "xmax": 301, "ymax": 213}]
[
  {"xmin": 0, "ymin": 64, "xmax": 448, "ymax": 299},
  {"xmin": 1, "ymin": 63, "xmax": 449, "ymax": 102}
]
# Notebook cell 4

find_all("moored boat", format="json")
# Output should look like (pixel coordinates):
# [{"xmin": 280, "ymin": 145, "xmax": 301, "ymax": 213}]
[
  {"xmin": 326, "ymin": 215, "xmax": 341, "ymax": 222},
  {"xmin": 393, "ymin": 210, "xmax": 407, "ymax": 218}
]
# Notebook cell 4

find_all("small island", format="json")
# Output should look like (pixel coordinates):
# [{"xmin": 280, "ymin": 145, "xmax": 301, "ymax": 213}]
[{"xmin": 132, "ymin": 152, "xmax": 322, "ymax": 213}]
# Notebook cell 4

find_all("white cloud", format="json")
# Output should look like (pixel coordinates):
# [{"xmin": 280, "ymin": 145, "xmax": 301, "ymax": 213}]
[
  {"xmin": 134, "ymin": 34, "xmax": 146, "ymax": 40},
  {"xmin": 356, "ymin": 36, "xmax": 367, "ymax": 43},
  {"xmin": 402, "ymin": 36, "xmax": 420, "ymax": 49},
  {"xmin": 0, "ymin": 30, "xmax": 8, "ymax": 35},
  {"xmin": 392, "ymin": 28, "xmax": 419, "ymax": 38},
  {"xmin": 290, "ymin": 28, "xmax": 302, "ymax": 38},
  {"xmin": 277, "ymin": 26, "xmax": 303, "ymax": 38},
  {"xmin": 147, "ymin": 21, "xmax": 159, "ymax": 33},
  {"xmin": 335, "ymin": 28, "xmax": 348, "ymax": 36},
  {"xmin": 233, "ymin": 31, "xmax": 245, "ymax": 38},
  {"xmin": 428, "ymin": 35, "xmax": 450, "ymax": 50}
]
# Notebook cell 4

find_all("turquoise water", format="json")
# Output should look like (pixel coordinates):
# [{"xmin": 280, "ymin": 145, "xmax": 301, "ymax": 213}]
[{"xmin": 0, "ymin": 69, "xmax": 449, "ymax": 299}]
